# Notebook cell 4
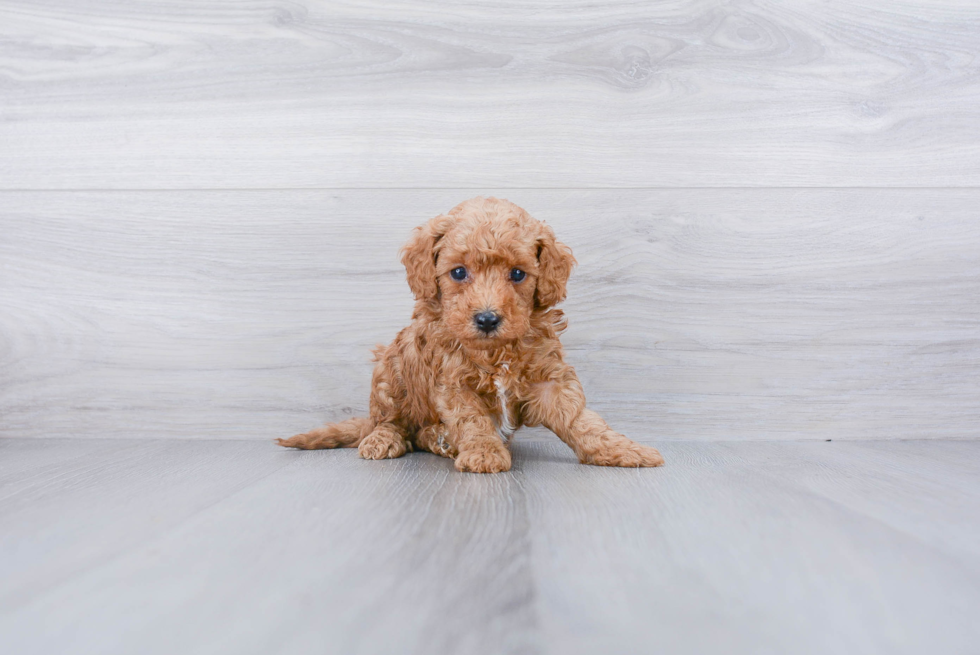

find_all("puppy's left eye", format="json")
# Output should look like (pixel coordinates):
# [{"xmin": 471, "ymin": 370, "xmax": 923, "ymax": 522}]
[{"xmin": 510, "ymin": 268, "xmax": 526, "ymax": 283}]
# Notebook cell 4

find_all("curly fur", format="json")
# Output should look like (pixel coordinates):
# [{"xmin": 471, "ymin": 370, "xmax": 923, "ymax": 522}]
[{"xmin": 278, "ymin": 197, "xmax": 664, "ymax": 473}]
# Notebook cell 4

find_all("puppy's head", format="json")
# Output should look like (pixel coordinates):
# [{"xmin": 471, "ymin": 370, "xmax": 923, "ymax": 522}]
[{"xmin": 401, "ymin": 197, "xmax": 575, "ymax": 349}]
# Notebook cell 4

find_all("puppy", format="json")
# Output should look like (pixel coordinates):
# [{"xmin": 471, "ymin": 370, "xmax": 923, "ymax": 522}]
[{"xmin": 278, "ymin": 197, "xmax": 664, "ymax": 473}]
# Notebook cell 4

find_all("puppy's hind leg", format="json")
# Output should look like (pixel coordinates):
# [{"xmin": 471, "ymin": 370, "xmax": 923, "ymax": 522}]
[
  {"xmin": 356, "ymin": 352, "xmax": 411, "ymax": 460},
  {"xmin": 277, "ymin": 417, "xmax": 408, "ymax": 460},
  {"xmin": 357, "ymin": 422, "xmax": 411, "ymax": 460},
  {"xmin": 414, "ymin": 423, "xmax": 457, "ymax": 460},
  {"xmin": 277, "ymin": 417, "xmax": 374, "ymax": 450}
]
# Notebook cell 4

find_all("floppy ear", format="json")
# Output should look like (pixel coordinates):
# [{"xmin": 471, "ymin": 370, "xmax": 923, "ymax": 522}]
[
  {"xmin": 400, "ymin": 214, "xmax": 453, "ymax": 301},
  {"xmin": 534, "ymin": 223, "xmax": 576, "ymax": 308}
]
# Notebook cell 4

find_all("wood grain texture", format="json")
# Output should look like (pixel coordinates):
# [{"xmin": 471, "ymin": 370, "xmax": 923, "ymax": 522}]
[
  {"xmin": 2, "ymin": 0, "xmax": 979, "ymax": 188},
  {"xmin": 0, "ymin": 438, "xmax": 295, "ymax": 613},
  {"xmin": 0, "ymin": 438, "xmax": 977, "ymax": 654},
  {"xmin": 523, "ymin": 439, "xmax": 980, "ymax": 655},
  {"xmin": 2, "ymin": 189, "xmax": 978, "ymax": 441}
]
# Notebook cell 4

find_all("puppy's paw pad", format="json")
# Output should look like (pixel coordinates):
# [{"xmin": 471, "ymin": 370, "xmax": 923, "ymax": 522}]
[
  {"xmin": 358, "ymin": 431, "xmax": 407, "ymax": 460},
  {"xmin": 455, "ymin": 446, "xmax": 512, "ymax": 473}
]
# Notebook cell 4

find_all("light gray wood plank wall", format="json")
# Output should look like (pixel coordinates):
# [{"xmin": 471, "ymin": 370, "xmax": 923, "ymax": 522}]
[
  {"xmin": 1, "ymin": 2, "xmax": 978, "ymax": 441},
  {"xmin": 2, "ymin": 190, "xmax": 978, "ymax": 441},
  {"xmin": 1, "ymin": 0, "xmax": 979, "ymax": 188}
]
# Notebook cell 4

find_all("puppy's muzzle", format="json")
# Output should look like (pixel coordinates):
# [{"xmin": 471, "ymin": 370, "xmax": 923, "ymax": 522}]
[{"xmin": 474, "ymin": 311, "xmax": 502, "ymax": 334}]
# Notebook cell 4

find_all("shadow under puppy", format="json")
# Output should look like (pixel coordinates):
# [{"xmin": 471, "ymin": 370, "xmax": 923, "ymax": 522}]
[{"xmin": 279, "ymin": 197, "xmax": 664, "ymax": 473}]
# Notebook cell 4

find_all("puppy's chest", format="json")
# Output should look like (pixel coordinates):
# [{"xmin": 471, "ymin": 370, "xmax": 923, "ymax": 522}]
[{"xmin": 477, "ymin": 364, "xmax": 521, "ymax": 442}]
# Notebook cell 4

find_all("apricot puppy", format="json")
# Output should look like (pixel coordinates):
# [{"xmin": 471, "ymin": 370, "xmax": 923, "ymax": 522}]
[{"xmin": 278, "ymin": 197, "xmax": 664, "ymax": 473}]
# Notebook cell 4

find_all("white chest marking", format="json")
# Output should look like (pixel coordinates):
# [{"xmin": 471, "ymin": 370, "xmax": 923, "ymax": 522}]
[{"xmin": 494, "ymin": 364, "xmax": 515, "ymax": 443}]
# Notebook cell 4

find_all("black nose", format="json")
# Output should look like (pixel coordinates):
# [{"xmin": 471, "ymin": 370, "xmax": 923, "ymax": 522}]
[{"xmin": 474, "ymin": 311, "xmax": 501, "ymax": 334}]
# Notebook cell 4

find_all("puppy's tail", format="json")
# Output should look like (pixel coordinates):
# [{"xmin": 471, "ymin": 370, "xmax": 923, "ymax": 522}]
[{"xmin": 277, "ymin": 417, "xmax": 375, "ymax": 450}]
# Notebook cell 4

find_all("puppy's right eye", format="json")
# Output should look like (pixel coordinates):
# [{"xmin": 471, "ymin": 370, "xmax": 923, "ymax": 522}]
[{"xmin": 450, "ymin": 266, "xmax": 467, "ymax": 281}]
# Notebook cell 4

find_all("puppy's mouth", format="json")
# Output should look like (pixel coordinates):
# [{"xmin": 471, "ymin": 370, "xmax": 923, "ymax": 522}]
[
  {"xmin": 468, "ymin": 327, "xmax": 512, "ymax": 348},
  {"xmin": 473, "ymin": 329, "xmax": 504, "ymax": 342},
  {"xmin": 461, "ymin": 311, "xmax": 525, "ymax": 348}
]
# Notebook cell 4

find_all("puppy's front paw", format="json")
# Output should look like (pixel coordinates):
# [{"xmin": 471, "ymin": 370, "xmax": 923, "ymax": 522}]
[
  {"xmin": 358, "ymin": 429, "xmax": 407, "ymax": 460},
  {"xmin": 580, "ymin": 436, "xmax": 664, "ymax": 468},
  {"xmin": 455, "ymin": 443, "xmax": 512, "ymax": 473}
]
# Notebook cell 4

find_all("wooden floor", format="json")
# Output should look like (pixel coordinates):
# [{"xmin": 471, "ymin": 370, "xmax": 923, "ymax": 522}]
[{"xmin": 0, "ymin": 437, "xmax": 978, "ymax": 654}]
